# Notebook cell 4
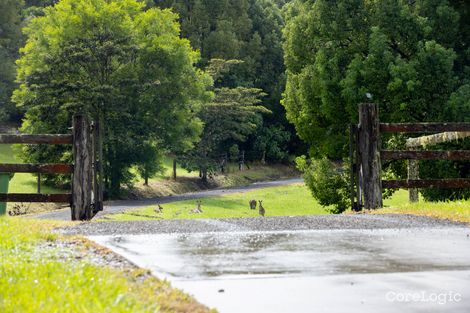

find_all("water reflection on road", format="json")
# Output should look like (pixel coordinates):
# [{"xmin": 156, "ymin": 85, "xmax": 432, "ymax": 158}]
[{"xmin": 91, "ymin": 228, "xmax": 470, "ymax": 313}]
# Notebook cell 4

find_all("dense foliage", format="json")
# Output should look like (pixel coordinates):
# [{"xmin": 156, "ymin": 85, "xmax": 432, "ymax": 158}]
[
  {"xmin": 180, "ymin": 59, "xmax": 270, "ymax": 180},
  {"xmin": 150, "ymin": 0, "xmax": 296, "ymax": 160},
  {"xmin": 0, "ymin": 0, "xmax": 23, "ymax": 121},
  {"xmin": 284, "ymin": 0, "xmax": 470, "ymax": 204},
  {"xmin": 13, "ymin": 0, "xmax": 211, "ymax": 196},
  {"xmin": 296, "ymin": 157, "xmax": 349, "ymax": 213}
]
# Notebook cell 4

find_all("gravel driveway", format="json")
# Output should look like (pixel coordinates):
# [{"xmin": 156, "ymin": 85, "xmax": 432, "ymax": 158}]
[{"xmin": 63, "ymin": 214, "xmax": 468, "ymax": 236}]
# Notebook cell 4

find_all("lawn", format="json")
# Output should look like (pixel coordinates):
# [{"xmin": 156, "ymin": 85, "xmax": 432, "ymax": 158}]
[
  {"xmin": 103, "ymin": 184, "xmax": 470, "ymax": 223},
  {"xmin": 380, "ymin": 189, "xmax": 470, "ymax": 224},
  {"xmin": 0, "ymin": 217, "xmax": 210, "ymax": 313},
  {"xmin": 101, "ymin": 183, "xmax": 331, "ymax": 221}
]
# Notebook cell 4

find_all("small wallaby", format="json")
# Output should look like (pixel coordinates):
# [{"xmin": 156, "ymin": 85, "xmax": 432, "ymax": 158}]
[
  {"xmin": 154, "ymin": 204, "xmax": 163, "ymax": 214},
  {"xmin": 191, "ymin": 200, "xmax": 203, "ymax": 214},
  {"xmin": 258, "ymin": 200, "xmax": 265, "ymax": 217},
  {"xmin": 249, "ymin": 199, "xmax": 257, "ymax": 210}
]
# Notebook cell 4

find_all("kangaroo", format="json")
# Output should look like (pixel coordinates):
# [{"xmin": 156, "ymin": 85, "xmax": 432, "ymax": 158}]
[
  {"xmin": 249, "ymin": 199, "xmax": 257, "ymax": 210},
  {"xmin": 258, "ymin": 200, "xmax": 265, "ymax": 217},
  {"xmin": 191, "ymin": 200, "xmax": 203, "ymax": 214},
  {"xmin": 154, "ymin": 204, "xmax": 163, "ymax": 214}
]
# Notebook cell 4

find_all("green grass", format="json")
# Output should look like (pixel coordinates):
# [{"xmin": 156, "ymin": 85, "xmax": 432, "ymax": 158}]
[
  {"xmin": 0, "ymin": 217, "xmax": 210, "ymax": 313},
  {"xmin": 0, "ymin": 145, "xmax": 61, "ymax": 194},
  {"xmin": 379, "ymin": 189, "xmax": 470, "ymax": 224},
  {"xmin": 102, "ymin": 183, "xmax": 331, "ymax": 221}
]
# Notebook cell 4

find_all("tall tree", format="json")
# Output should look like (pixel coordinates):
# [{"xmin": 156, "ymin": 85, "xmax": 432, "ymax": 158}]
[
  {"xmin": 13, "ymin": 0, "xmax": 211, "ymax": 196},
  {"xmin": 0, "ymin": 0, "xmax": 23, "ymax": 121},
  {"xmin": 181, "ymin": 59, "xmax": 269, "ymax": 181},
  {"xmin": 283, "ymin": 0, "xmax": 466, "ymax": 158}
]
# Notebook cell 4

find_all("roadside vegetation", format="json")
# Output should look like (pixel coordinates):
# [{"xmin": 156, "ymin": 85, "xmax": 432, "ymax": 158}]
[
  {"xmin": 0, "ymin": 217, "xmax": 211, "ymax": 313},
  {"xmin": 379, "ymin": 190, "xmax": 470, "ymax": 224}
]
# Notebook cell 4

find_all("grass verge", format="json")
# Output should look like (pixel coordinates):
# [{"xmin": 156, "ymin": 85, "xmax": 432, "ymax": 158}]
[
  {"xmin": 379, "ymin": 189, "xmax": 470, "ymax": 224},
  {"xmin": 0, "ymin": 217, "xmax": 211, "ymax": 313},
  {"xmin": 102, "ymin": 183, "xmax": 330, "ymax": 221}
]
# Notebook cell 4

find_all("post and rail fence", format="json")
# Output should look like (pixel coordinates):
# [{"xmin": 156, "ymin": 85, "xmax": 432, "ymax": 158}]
[
  {"xmin": 350, "ymin": 103, "xmax": 470, "ymax": 210},
  {"xmin": 0, "ymin": 114, "xmax": 103, "ymax": 221}
]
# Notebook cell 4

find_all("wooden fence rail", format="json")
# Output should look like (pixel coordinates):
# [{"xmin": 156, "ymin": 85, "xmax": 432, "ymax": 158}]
[
  {"xmin": 0, "ymin": 193, "xmax": 72, "ymax": 203},
  {"xmin": 380, "ymin": 123, "xmax": 470, "ymax": 133},
  {"xmin": 0, "ymin": 134, "xmax": 73, "ymax": 144},
  {"xmin": 0, "ymin": 164, "xmax": 73, "ymax": 174},
  {"xmin": 352, "ymin": 103, "xmax": 470, "ymax": 210},
  {"xmin": 381, "ymin": 150, "xmax": 470, "ymax": 161}
]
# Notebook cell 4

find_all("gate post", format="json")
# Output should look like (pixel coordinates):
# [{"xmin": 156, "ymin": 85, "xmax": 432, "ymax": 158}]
[
  {"xmin": 72, "ymin": 114, "xmax": 93, "ymax": 221},
  {"xmin": 358, "ymin": 103, "xmax": 383, "ymax": 209}
]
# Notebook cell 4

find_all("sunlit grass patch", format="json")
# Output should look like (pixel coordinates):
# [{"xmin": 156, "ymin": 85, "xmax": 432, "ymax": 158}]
[
  {"xmin": 0, "ymin": 217, "xmax": 210, "ymax": 312},
  {"xmin": 380, "ymin": 189, "xmax": 470, "ymax": 224},
  {"xmin": 103, "ymin": 183, "xmax": 330, "ymax": 221}
]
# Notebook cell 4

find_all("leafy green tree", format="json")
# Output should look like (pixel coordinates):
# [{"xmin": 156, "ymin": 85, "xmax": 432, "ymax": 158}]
[
  {"xmin": 0, "ymin": 0, "xmax": 23, "ymax": 121},
  {"xmin": 252, "ymin": 125, "xmax": 290, "ymax": 163},
  {"xmin": 181, "ymin": 59, "xmax": 269, "ymax": 181},
  {"xmin": 284, "ymin": 0, "xmax": 469, "ymax": 204},
  {"xmin": 13, "ymin": 0, "xmax": 211, "ymax": 196}
]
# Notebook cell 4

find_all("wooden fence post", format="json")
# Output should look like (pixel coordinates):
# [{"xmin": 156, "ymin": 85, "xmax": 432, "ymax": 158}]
[
  {"xmin": 72, "ymin": 114, "xmax": 93, "ymax": 221},
  {"xmin": 358, "ymin": 103, "xmax": 383, "ymax": 209},
  {"xmin": 408, "ymin": 159, "xmax": 419, "ymax": 203},
  {"xmin": 92, "ymin": 117, "xmax": 104, "ymax": 213}
]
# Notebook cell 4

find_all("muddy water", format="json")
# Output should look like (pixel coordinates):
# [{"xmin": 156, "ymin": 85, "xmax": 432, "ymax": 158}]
[{"xmin": 90, "ymin": 228, "xmax": 470, "ymax": 312}]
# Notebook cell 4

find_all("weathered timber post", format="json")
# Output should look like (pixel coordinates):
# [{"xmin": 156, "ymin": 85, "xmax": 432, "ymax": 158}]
[
  {"xmin": 349, "ymin": 124, "xmax": 358, "ymax": 211},
  {"xmin": 407, "ymin": 159, "xmax": 419, "ymax": 203},
  {"xmin": 92, "ymin": 118, "xmax": 104, "ymax": 213},
  {"xmin": 358, "ymin": 103, "xmax": 383, "ymax": 209},
  {"xmin": 72, "ymin": 114, "xmax": 93, "ymax": 221}
]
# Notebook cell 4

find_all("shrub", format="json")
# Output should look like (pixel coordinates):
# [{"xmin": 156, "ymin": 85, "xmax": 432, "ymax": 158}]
[{"xmin": 296, "ymin": 156, "xmax": 350, "ymax": 214}]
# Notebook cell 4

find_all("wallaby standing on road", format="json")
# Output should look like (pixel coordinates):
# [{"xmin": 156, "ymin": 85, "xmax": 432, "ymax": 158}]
[
  {"xmin": 258, "ymin": 200, "xmax": 265, "ymax": 217},
  {"xmin": 249, "ymin": 199, "xmax": 257, "ymax": 210}
]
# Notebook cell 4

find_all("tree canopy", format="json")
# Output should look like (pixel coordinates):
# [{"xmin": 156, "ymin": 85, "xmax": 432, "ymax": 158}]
[
  {"xmin": 13, "ymin": 0, "xmax": 212, "ymax": 196},
  {"xmin": 283, "ymin": 0, "xmax": 469, "ymax": 158}
]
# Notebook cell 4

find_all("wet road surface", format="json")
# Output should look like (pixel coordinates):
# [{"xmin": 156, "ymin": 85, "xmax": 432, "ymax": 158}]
[
  {"xmin": 87, "ymin": 216, "xmax": 470, "ymax": 313},
  {"xmin": 32, "ymin": 178, "xmax": 302, "ymax": 220}
]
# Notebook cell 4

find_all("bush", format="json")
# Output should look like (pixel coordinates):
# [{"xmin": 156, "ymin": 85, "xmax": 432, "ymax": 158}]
[{"xmin": 296, "ymin": 156, "xmax": 350, "ymax": 214}]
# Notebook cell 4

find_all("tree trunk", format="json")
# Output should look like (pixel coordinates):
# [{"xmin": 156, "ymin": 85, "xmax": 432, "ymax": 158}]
[
  {"xmin": 172, "ymin": 158, "xmax": 177, "ymax": 180},
  {"xmin": 201, "ymin": 168, "xmax": 207, "ymax": 182},
  {"xmin": 144, "ymin": 175, "xmax": 148, "ymax": 186}
]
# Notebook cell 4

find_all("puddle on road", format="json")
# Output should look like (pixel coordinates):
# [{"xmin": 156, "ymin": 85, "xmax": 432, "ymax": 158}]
[{"xmin": 90, "ymin": 228, "xmax": 470, "ymax": 280}]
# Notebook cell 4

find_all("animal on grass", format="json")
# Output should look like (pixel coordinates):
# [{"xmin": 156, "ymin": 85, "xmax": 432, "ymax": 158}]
[
  {"xmin": 249, "ymin": 199, "xmax": 257, "ymax": 210},
  {"xmin": 191, "ymin": 200, "xmax": 203, "ymax": 214},
  {"xmin": 258, "ymin": 200, "xmax": 265, "ymax": 217},
  {"xmin": 154, "ymin": 204, "xmax": 163, "ymax": 214}
]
